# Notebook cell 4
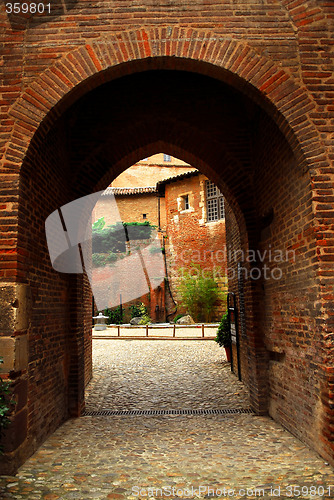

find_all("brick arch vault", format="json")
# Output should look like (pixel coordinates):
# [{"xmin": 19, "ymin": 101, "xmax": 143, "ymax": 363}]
[{"xmin": 1, "ymin": 28, "xmax": 333, "ymax": 473}]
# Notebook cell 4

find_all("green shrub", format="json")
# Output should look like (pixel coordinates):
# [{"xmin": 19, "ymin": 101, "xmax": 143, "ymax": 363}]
[
  {"xmin": 92, "ymin": 219, "xmax": 126, "ymax": 254},
  {"xmin": 92, "ymin": 218, "xmax": 156, "ymax": 255},
  {"xmin": 92, "ymin": 251, "xmax": 124, "ymax": 268},
  {"xmin": 92, "ymin": 217, "xmax": 106, "ymax": 232},
  {"xmin": 92, "ymin": 218, "xmax": 156, "ymax": 268},
  {"xmin": 105, "ymin": 252, "xmax": 119, "ymax": 265},
  {"xmin": 214, "ymin": 312, "xmax": 231, "ymax": 348},
  {"xmin": 92, "ymin": 253, "xmax": 107, "ymax": 268},
  {"xmin": 177, "ymin": 264, "xmax": 226, "ymax": 323},
  {"xmin": 139, "ymin": 314, "xmax": 151, "ymax": 325},
  {"xmin": 129, "ymin": 303, "xmax": 151, "ymax": 324},
  {"xmin": 104, "ymin": 306, "xmax": 124, "ymax": 324},
  {"xmin": 130, "ymin": 302, "xmax": 147, "ymax": 319},
  {"xmin": 123, "ymin": 221, "xmax": 155, "ymax": 240}
]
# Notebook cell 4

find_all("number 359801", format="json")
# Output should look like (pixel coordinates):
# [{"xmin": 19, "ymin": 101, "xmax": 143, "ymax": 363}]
[{"xmin": 6, "ymin": 3, "xmax": 51, "ymax": 14}]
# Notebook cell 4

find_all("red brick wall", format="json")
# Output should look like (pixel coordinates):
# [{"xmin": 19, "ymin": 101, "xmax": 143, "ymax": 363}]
[
  {"xmin": 224, "ymin": 204, "xmax": 251, "ymax": 388},
  {"xmin": 252, "ymin": 111, "xmax": 322, "ymax": 447},
  {"xmin": 92, "ymin": 193, "xmax": 167, "ymax": 320},
  {"xmin": 0, "ymin": 0, "xmax": 333, "ymax": 471},
  {"xmin": 224, "ymin": 110, "xmax": 329, "ymax": 453},
  {"xmin": 0, "ymin": 118, "xmax": 92, "ymax": 472}
]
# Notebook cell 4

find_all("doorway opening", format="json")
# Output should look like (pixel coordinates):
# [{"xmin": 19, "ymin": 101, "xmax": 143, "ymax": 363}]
[{"xmin": 11, "ymin": 63, "xmax": 324, "ymax": 472}]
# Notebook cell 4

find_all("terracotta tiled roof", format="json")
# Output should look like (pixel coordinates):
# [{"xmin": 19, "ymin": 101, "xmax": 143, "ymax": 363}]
[
  {"xmin": 103, "ymin": 186, "xmax": 157, "ymax": 196},
  {"xmin": 156, "ymin": 169, "xmax": 199, "ymax": 195}
]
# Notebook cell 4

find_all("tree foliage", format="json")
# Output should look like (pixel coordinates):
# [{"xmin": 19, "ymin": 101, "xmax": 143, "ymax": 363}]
[
  {"xmin": 92, "ymin": 217, "xmax": 155, "ymax": 259},
  {"xmin": 104, "ymin": 306, "xmax": 124, "ymax": 325},
  {"xmin": 130, "ymin": 302, "xmax": 151, "ymax": 324},
  {"xmin": 177, "ymin": 264, "xmax": 226, "ymax": 323}
]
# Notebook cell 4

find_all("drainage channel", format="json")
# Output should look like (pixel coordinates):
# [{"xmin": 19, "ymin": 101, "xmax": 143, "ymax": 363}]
[{"xmin": 83, "ymin": 408, "xmax": 253, "ymax": 417}]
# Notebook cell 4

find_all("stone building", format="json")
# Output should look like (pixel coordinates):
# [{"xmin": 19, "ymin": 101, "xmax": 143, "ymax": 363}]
[
  {"xmin": 157, "ymin": 170, "xmax": 228, "ymax": 321},
  {"xmin": 111, "ymin": 153, "xmax": 195, "ymax": 189},
  {"xmin": 92, "ymin": 155, "xmax": 227, "ymax": 322},
  {"xmin": 1, "ymin": 0, "xmax": 333, "ymax": 473},
  {"xmin": 94, "ymin": 186, "xmax": 162, "ymax": 228},
  {"xmin": 92, "ymin": 153, "xmax": 195, "ymax": 228}
]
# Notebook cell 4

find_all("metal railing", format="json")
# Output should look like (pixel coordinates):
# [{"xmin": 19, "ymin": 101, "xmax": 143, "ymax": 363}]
[{"xmin": 92, "ymin": 323, "xmax": 219, "ymax": 340}]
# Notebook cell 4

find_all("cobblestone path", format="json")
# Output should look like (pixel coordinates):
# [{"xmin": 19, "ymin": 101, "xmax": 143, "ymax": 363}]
[
  {"xmin": 1, "ymin": 340, "xmax": 334, "ymax": 499},
  {"xmin": 85, "ymin": 340, "xmax": 249, "ymax": 411}
]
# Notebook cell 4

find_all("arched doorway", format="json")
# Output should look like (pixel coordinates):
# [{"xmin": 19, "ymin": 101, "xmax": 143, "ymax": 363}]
[{"xmin": 1, "ymin": 34, "xmax": 330, "ymax": 472}]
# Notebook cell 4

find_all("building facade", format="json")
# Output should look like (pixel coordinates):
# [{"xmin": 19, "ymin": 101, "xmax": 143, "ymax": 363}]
[
  {"xmin": 92, "ymin": 155, "xmax": 227, "ymax": 323},
  {"xmin": 158, "ymin": 171, "xmax": 228, "ymax": 321},
  {"xmin": 1, "ymin": 1, "xmax": 333, "ymax": 472}
]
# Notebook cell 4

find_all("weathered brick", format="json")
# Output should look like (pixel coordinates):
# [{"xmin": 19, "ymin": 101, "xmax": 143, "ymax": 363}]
[{"xmin": 0, "ymin": 0, "xmax": 333, "ymax": 476}]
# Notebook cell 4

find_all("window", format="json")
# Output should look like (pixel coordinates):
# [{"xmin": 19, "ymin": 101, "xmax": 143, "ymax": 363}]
[
  {"xmin": 163, "ymin": 154, "xmax": 171, "ymax": 162},
  {"xmin": 179, "ymin": 194, "xmax": 190, "ymax": 211},
  {"xmin": 205, "ymin": 180, "xmax": 225, "ymax": 221},
  {"xmin": 143, "ymin": 213, "xmax": 147, "ymax": 219}
]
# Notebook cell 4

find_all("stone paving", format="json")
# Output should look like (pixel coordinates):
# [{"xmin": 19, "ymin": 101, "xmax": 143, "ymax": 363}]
[
  {"xmin": 85, "ymin": 340, "xmax": 249, "ymax": 412},
  {"xmin": 1, "ymin": 340, "xmax": 334, "ymax": 499}
]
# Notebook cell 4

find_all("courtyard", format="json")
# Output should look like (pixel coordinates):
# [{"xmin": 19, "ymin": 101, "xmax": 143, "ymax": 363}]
[{"xmin": 0, "ymin": 340, "xmax": 333, "ymax": 499}]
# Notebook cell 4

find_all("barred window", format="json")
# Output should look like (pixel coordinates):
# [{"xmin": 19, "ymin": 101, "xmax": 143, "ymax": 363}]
[
  {"xmin": 205, "ymin": 180, "xmax": 225, "ymax": 221},
  {"xmin": 163, "ymin": 154, "xmax": 171, "ymax": 162}
]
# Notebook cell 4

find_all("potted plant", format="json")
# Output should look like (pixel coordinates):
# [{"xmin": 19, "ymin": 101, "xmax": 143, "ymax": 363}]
[{"xmin": 214, "ymin": 311, "xmax": 232, "ymax": 362}]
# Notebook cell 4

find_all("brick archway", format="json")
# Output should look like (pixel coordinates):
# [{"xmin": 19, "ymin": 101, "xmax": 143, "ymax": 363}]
[
  {"xmin": 4, "ymin": 28, "xmax": 327, "ymax": 174},
  {"xmin": 1, "ymin": 27, "xmax": 333, "ymax": 474}
]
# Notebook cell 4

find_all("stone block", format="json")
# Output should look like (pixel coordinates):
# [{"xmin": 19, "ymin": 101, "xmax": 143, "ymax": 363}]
[
  {"xmin": 14, "ymin": 284, "xmax": 32, "ymax": 331},
  {"xmin": 14, "ymin": 335, "xmax": 28, "ymax": 372},
  {"xmin": 0, "ymin": 284, "xmax": 32, "ymax": 335},
  {"xmin": 0, "ymin": 285, "xmax": 16, "ymax": 335},
  {"xmin": 0, "ymin": 335, "xmax": 28, "ymax": 373},
  {"xmin": 0, "ymin": 337, "xmax": 15, "ymax": 372}
]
